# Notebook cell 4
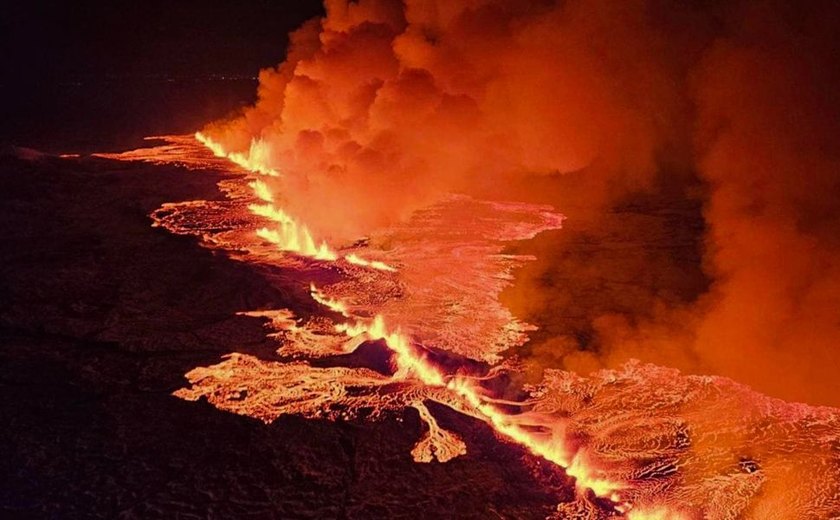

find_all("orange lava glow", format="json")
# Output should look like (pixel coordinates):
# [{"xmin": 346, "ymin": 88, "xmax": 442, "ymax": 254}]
[
  {"xmin": 309, "ymin": 283, "xmax": 351, "ymax": 317},
  {"xmin": 344, "ymin": 253, "xmax": 397, "ymax": 272},
  {"xmin": 101, "ymin": 135, "xmax": 840, "ymax": 519},
  {"xmin": 625, "ymin": 506, "xmax": 690, "ymax": 520},
  {"xmin": 193, "ymin": 131, "xmax": 625, "ymax": 505},
  {"xmin": 197, "ymin": 131, "xmax": 338, "ymax": 260},
  {"xmin": 254, "ymin": 220, "xmax": 337, "ymax": 261},
  {"xmin": 321, "ymin": 287, "xmax": 624, "ymax": 501},
  {"xmin": 195, "ymin": 131, "xmax": 278, "ymax": 177},
  {"xmin": 195, "ymin": 134, "xmax": 398, "ymax": 268},
  {"xmin": 249, "ymin": 179, "xmax": 274, "ymax": 203}
]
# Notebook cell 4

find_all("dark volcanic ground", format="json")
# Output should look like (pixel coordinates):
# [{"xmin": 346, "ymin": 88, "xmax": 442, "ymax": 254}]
[{"xmin": 0, "ymin": 151, "xmax": 577, "ymax": 519}]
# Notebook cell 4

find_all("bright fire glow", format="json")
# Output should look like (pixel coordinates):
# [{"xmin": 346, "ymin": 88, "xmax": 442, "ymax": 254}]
[
  {"xmin": 197, "ymin": 129, "xmax": 621, "ymax": 502},
  {"xmin": 249, "ymin": 179, "xmax": 274, "ymax": 202},
  {"xmin": 626, "ymin": 506, "xmax": 689, "ymax": 520},
  {"xmin": 248, "ymin": 197, "xmax": 337, "ymax": 260},
  {"xmin": 310, "ymin": 283, "xmax": 351, "ymax": 317},
  {"xmin": 318, "ymin": 284, "xmax": 624, "ymax": 502},
  {"xmin": 345, "ymin": 253, "xmax": 397, "ymax": 272},
  {"xmin": 255, "ymin": 225, "xmax": 337, "ymax": 261},
  {"xmin": 195, "ymin": 131, "xmax": 278, "ymax": 177},
  {"xmin": 101, "ymin": 135, "xmax": 840, "ymax": 519},
  {"xmin": 197, "ymin": 134, "xmax": 393, "ymax": 270}
]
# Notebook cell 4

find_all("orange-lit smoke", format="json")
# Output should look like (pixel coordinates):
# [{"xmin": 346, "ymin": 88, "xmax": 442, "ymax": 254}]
[
  {"xmin": 506, "ymin": 0, "xmax": 840, "ymax": 406},
  {"xmin": 199, "ymin": 0, "xmax": 691, "ymax": 241},
  {"xmin": 200, "ymin": 0, "xmax": 840, "ymax": 405},
  {"xmin": 685, "ymin": 2, "xmax": 840, "ymax": 404}
]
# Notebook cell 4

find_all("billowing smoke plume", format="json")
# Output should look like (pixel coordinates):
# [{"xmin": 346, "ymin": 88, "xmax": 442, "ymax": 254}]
[
  {"xmin": 202, "ymin": 0, "xmax": 840, "ymax": 405},
  {"xmin": 202, "ymin": 0, "xmax": 701, "ymax": 238},
  {"xmin": 501, "ymin": 0, "xmax": 840, "ymax": 406},
  {"xmin": 686, "ymin": 1, "xmax": 840, "ymax": 404}
]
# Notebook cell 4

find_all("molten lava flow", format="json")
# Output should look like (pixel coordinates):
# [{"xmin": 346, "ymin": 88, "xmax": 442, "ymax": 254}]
[
  {"xmin": 318, "ymin": 286, "xmax": 624, "ymax": 502},
  {"xmin": 249, "ymin": 179, "xmax": 274, "ymax": 203},
  {"xmin": 309, "ymin": 283, "xmax": 350, "ymax": 317},
  {"xmin": 200, "ymin": 133, "xmax": 340, "ymax": 261},
  {"xmin": 100, "ymin": 135, "xmax": 840, "ymax": 519},
  {"xmin": 195, "ymin": 131, "xmax": 278, "ymax": 177},
  {"xmin": 410, "ymin": 401, "xmax": 467, "ymax": 463},
  {"xmin": 152, "ymin": 133, "xmax": 625, "ymax": 507},
  {"xmin": 193, "ymin": 134, "xmax": 399, "ymax": 268},
  {"xmin": 344, "ymin": 253, "xmax": 397, "ymax": 272},
  {"xmin": 255, "ymin": 221, "xmax": 337, "ymax": 261},
  {"xmin": 335, "ymin": 314, "xmax": 446, "ymax": 388}
]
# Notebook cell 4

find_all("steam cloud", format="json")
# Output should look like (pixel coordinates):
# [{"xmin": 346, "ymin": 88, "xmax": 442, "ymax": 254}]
[{"xmin": 201, "ymin": 0, "xmax": 840, "ymax": 405}]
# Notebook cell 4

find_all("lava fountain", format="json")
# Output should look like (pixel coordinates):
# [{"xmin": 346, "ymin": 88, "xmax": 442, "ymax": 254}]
[
  {"xmin": 97, "ymin": 134, "xmax": 840, "ymax": 519},
  {"xmin": 84, "ymin": 0, "xmax": 840, "ymax": 516}
]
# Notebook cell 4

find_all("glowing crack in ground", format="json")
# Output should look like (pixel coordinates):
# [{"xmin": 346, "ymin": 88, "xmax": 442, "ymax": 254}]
[{"xmin": 101, "ymin": 135, "xmax": 840, "ymax": 519}]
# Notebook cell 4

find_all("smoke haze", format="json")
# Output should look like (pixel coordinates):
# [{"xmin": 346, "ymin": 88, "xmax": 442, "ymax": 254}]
[{"xmin": 201, "ymin": 0, "xmax": 840, "ymax": 405}]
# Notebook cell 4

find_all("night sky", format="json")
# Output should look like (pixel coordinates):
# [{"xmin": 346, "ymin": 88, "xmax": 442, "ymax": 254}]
[{"xmin": 1, "ymin": 1, "xmax": 325, "ymax": 151}]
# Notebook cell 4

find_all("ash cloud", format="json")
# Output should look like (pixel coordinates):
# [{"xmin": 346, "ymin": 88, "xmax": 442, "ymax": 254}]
[
  {"xmin": 203, "ymin": 0, "xmax": 694, "ymax": 238},
  {"xmin": 685, "ymin": 1, "xmax": 840, "ymax": 404},
  {"xmin": 202, "ymin": 0, "xmax": 840, "ymax": 405}
]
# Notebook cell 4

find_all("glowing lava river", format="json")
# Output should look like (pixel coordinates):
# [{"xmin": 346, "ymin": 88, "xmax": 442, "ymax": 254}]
[{"xmin": 95, "ymin": 135, "xmax": 840, "ymax": 519}]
